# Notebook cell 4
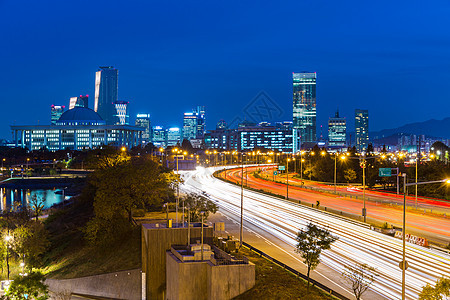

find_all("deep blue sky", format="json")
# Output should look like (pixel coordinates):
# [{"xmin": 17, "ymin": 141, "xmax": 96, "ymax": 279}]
[{"xmin": 1, "ymin": 0, "xmax": 450, "ymax": 139}]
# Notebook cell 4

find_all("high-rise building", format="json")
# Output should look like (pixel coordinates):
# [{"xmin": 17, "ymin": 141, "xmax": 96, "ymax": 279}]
[
  {"xmin": 328, "ymin": 110, "xmax": 346, "ymax": 147},
  {"xmin": 94, "ymin": 66, "xmax": 118, "ymax": 125},
  {"xmin": 293, "ymin": 72, "xmax": 316, "ymax": 152},
  {"xmin": 69, "ymin": 95, "xmax": 89, "ymax": 109},
  {"xmin": 113, "ymin": 101, "xmax": 129, "ymax": 125},
  {"xmin": 355, "ymin": 109, "xmax": 369, "ymax": 152},
  {"xmin": 152, "ymin": 126, "xmax": 166, "ymax": 148},
  {"xmin": 166, "ymin": 127, "xmax": 181, "ymax": 146},
  {"xmin": 182, "ymin": 106, "xmax": 206, "ymax": 141},
  {"xmin": 135, "ymin": 114, "xmax": 151, "ymax": 145},
  {"xmin": 51, "ymin": 105, "xmax": 65, "ymax": 125}
]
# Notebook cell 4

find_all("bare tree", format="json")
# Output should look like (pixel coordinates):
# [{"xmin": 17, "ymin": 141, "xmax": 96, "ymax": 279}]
[
  {"xmin": 30, "ymin": 194, "xmax": 45, "ymax": 221},
  {"xmin": 342, "ymin": 262, "xmax": 377, "ymax": 300}
]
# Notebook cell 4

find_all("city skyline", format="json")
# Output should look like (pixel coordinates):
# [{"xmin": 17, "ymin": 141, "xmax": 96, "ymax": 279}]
[{"xmin": 2, "ymin": 1, "xmax": 450, "ymax": 139}]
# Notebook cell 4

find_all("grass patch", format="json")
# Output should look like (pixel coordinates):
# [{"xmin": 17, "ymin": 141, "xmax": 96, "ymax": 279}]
[
  {"xmin": 235, "ymin": 247, "xmax": 334, "ymax": 300},
  {"xmin": 42, "ymin": 196, "xmax": 141, "ymax": 279}
]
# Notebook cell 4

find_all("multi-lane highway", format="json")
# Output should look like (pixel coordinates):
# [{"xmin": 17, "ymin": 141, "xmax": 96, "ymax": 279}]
[
  {"xmin": 182, "ymin": 166, "xmax": 450, "ymax": 300},
  {"xmin": 222, "ymin": 165, "xmax": 450, "ymax": 245}
]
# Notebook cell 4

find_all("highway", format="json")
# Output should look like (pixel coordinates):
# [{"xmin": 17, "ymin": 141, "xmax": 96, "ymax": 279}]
[
  {"xmin": 182, "ymin": 166, "xmax": 450, "ymax": 300},
  {"xmin": 223, "ymin": 165, "xmax": 450, "ymax": 245}
]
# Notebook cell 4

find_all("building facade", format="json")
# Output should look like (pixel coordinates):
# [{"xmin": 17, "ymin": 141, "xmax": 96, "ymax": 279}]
[
  {"xmin": 94, "ymin": 66, "xmax": 118, "ymax": 125},
  {"xmin": 51, "ymin": 105, "xmax": 65, "ymax": 125},
  {"xmin": 293, "ymin": 72, "xmax": 316, "ymax": 152},
  {"xmin": 12, "ymin": 107, "xmax": 142, "ymax": 151},
  {"xmin": 355, "ymin": 109, "xmax": 369, "ymax": 152},
  {"xmin": 152, "ymin": 126, "xmax": 167, "ymax": 148},
  {"xmin": 135, "ymin": 114, "xmax": 151, "ymax": 145},
  {"xmin": 69, "ymin": 95, "xmax": 89, "ymax": 109},
  {"xmin": 328, "ymin": 110, "xmax": 346, "ymax": 147},
  {"xmin": 113, "ymin": 101, "xmax": 129, "ymax": 125},
  {"xmin": 238, "ymin": 121, "xmax": 293, "ymax": 152},
  {"xmin": 166, "ymin": 127, "xmax": 181, "ymax": 146},
  {"xmin": 182, "ymin": 106, "xmax": 206, "ymax": 141}
]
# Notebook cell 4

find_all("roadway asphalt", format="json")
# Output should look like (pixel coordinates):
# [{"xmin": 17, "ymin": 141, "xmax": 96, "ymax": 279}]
[
  {"xmin": 181, "ymin": 166, "xmax": 450, "ymax": 300},
  {"xmin": 222, "ymin": 166, "xmax": 450, "ymax": 245}
]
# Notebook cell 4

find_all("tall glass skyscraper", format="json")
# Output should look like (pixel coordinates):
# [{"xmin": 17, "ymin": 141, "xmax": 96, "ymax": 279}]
[
  {"xmin": 94, "ymin": 66, "xmax": 118, "ymax": 125},
  {"xmin": 113, "ymin": 101, "xmax": 129, "ymax": 125},
  {"xmin": 355, "ymin": 109, "xmax": 369, "ymax": 152},
  {"xmin": 293, "ymin": 72, "xmax": 316, "ymax": 152},
  {"xmin": 69, "ymin": 95, "xmax": 89, "ymax": 110},
  {"xmin": 50, "ymin": 105, "xmax": 65, "ymax": 125}
]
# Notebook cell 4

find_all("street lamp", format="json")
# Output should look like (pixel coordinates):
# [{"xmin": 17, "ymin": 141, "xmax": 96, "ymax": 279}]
[
  {"xmin": 4, "ymin": 234, "xmax": 12, "ymax": 280},
  {"xmin": 286, "ymin": 158, "xmax": 290, "ymax": 200},
  {"xmin": 240, "ymin": 152, "xmax": 245, "ymax": 247},
  {"xmin": 334, "ymin": 154, "xmax": 346, "ymax": 194},
  {"xmin": 400, "ymin": 177, "xmax": 450, "ymax": 300}
]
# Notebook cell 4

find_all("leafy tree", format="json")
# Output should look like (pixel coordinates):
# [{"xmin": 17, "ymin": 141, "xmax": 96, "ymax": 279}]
[
  {"xmin": 5, "ymin": 271, "xmax": 49, "ymax": 299},
  {"xmin": 295, "ymin": 222, "xmax": 338, "ymax": 289},
  {"xmin": 419, "ymin": 276, "xmax": 450, "ymax": 300},
  {"xmin": 85, "ymin": 157, "xmax": 177, "ymax": 245},
  {"xmin": 344, "ymin": 168, "xmax": 357, "ymax": 183},
  {"xmin": 342, "ymin": 262, "xmax": 377, "ymax": 300},
  {"xmin": 11, "ymin": 222, "xmax": 49, "ymax": 268},
  {"xmin": 184, "ymin": 192, "xmax": 218, "ymax": 222},
  {"xmin": 29, "ymin": 195, "xmax": 45, "ymax": 222}
]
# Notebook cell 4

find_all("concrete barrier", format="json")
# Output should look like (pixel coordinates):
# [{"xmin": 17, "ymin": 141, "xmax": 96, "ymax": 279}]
[{"xmin": 46, "ymin": 269, "xmax": 142, "ymax": 300}]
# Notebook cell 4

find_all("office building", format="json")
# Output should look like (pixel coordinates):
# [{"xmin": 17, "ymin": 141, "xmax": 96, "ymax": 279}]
[
  {"xmin": 51, "ymin": 105, "xmax": 65, "ymax": 125},
  {"xmin": 113, "ymin": 101, "xmax": 129, "ymax": 125},
  {"xmin": 94, "ymin": 66, "xmax": 118, "ymax": 125},
  {"xmin": 355, "ymin": 109, "xmax": 369, "ymax": 152},
  {"xmin": 12, "ymin": 107, "xmax": 142, "ymax": 151},
  {"xmin": 182, "ymin": 106, "xmax": 206, "ymax": 141},
  {"xmin": 328, "ymin": 110, "xmax": 346, "ymax": 147},
  {"xmin": 152, "ymin": 126, "xmax": 166, "ymax": 148},
  {"xmin": 204, "ymin": 120, "xmax": 238, "ymax": 150},
  {"xmin": 293, "ymin": 72, "xmax": 316, "ymax": 152},
  {"xmin": 69, "ymin": 95, "xmax": 89, "ymax": 109},
  {"xmin": 135, "ymin": 114, "xmax": 151, "ymax": 145},
  {"xmin": 238, "ymin": 121, "xmax": 294, "ymax": 152},
  {"xmin": 166, "ymin": 127, "xmax": 181, "ymax": 146}
]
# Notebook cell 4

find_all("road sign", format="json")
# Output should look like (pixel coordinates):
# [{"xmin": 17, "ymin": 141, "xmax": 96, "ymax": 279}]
[
  {"xmin": 379, "ymin": 168, "xmax": 392, "ymax": 177},
  {"xmin": 399, "ymin": 260, "xmax": 409, "ymax": 270},
  {"xmin": 273, "ymin": 171, "xmax": 278, "ymax": 175},
  {"xmin": 278, "ymin": 166, "xmax": 285, "ymax": 171}
]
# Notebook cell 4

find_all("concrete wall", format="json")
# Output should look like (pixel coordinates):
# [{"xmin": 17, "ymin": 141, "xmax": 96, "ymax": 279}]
[
  {"xmin": 166, "ymin": 252, "xmax": 255, "ymax": 300},
  {"xmin": 46, "ymin": 268, "xmax": 142, "ymax": 300},
  {"xmin": 208, "ymin": 263, "xmax": 255, "ymax": 300},
  {"xmin": 166, "ymin": 252, "xmax": 208, "ymax": 300},
  {"xmin": 142, "ymin": 224, "xmax": 214, "ymax": 300}
]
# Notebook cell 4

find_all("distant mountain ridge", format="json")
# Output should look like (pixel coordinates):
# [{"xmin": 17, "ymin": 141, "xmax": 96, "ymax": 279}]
[{"xmin": 372, "ymin": 117, "xmax": 450, "ymax": 140}]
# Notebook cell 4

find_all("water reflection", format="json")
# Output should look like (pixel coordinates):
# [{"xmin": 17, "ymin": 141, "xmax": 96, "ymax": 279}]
[{"xmin": 0, "ymin": 187, "xmax": 68, "ymax": 211}]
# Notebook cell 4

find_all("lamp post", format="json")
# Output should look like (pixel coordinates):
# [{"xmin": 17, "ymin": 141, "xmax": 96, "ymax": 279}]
[
  {"xmin": 286, "ymin": 158, "xmax": 290, "ymax": 200},
  {"xmin": 2, "ymin": 158, "xmax": 5, "ymax": 173},
  {"xmin": 5, "ymin": 233, "xmax": 11, "ymax": 281},
  {"xmin": 399, "ymin": 177, "xmax": 450, "ymax": 300},
  {"xmin": 240, "ymin": 152, "xmax": 245, "ymax": 247},
  {"xmin": 362, "ymin": 158, "xmax": 366, "ymax": 222},
  {"xmin": 300, "ymin": 151, "xmax": 304, "ymax": 180}
]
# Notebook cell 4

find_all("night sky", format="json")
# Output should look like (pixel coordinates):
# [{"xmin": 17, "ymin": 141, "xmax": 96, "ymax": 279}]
[{"xmin": 1, "ymin": 0, "xmax": 450, "ymax": 139}]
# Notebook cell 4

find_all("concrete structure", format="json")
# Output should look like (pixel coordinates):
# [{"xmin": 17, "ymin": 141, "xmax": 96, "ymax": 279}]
[
  {"xmin": 166, "ymin": 244, "xmax": 255, "ymax": 300},
  {"xmin": 293, "ymin": 72, "xmax": 317, "ymax": 152},
  {"xmin": 46, "ymin": 269, "xmax": 142, "ymax": 300},
  {"xmin": 142, "ymin": 222, "xmax": 214, "ymax": 300}
]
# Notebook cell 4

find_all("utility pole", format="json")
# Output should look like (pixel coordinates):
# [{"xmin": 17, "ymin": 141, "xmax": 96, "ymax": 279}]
[
  {"xmin": 286, "ymin": 159, "xmax": 289, "ymax": 200},
  {"xmin": 240, "ymin": 153, "xmax": 244, "ymax": 247},
  {"xmin": 402, "ymin": 174, "xmax": 407, "ymax": 300}
]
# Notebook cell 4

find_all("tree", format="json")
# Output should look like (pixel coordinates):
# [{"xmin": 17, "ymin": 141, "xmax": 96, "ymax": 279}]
[
  {"xmin": 295, "ymin": 223, "xmax": 338, "ymax": 290},
  {"xmin": 5, "ymin": 271, "xmax": 49, "ymax": 299},
  {"xmin": 342, "ymin": 263, "xmax": 377, "ymax": 300},
  {"xmin": 344, "ymin": 168, "xmax": 357, "ymax": 183},
  {"xmin": 419, "ymin": 276, "xmax": 450, "ymax": 300},
  {"xmin": 184, "ymin": 192, "xmax": 218, "ymax": 222},
  {"xmin": 11, "ymin": 222, "xmax": 49, "ymax": 268},
  {"xmin": 29, "ymin": 194, "xmax": 45, "ymax": 221}
]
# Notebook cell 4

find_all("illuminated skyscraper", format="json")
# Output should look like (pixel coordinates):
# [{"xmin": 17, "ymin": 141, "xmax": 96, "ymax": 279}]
[
  {"xmin": 166, "ymin": 127, "xmax": 181, "ymax": 146},
  {"xmin": 51, "ymin": 105, "xmax": 65, "ymax": 125},
  {"xmin": 328, "ymin": 110, "xmax": 346, "ymax": 147},
  {"xmin": 355, "ymin": 109, "xmax": 369, "ymax": 152},
  {"xmin": 196, "ymin": 106, "xmax": 206, "ymax": 138},
  {"xmin": 135, "ymin": 114, "xmax": 151, "ymax": 144},
  {"xmin": 113, "ymin": 101, "xmax": 129, "ymax": 125},
  {"xmin": 94, "ymin": 66, "xmax": 118, "ymax": 125},
  {"xmin": 183, "ymin": 106, "xmax": 206, "ymax": 140},
  {"xmin": 152, "ymin": 126, "xmax": 166, "ymax": 147},
  {"xmin": 293, "ymin": 72, "xmax": 316, "ymax": 152},
  {"xmin": 69, "ymin": 95, "xmax": 89, "ymax": 110}
]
